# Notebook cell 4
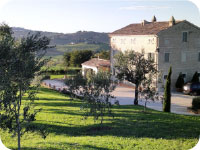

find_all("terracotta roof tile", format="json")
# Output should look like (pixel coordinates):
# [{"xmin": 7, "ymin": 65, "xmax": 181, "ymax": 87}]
[
  {"xmin": 110, "ymin": 21, "xmax": 183, "ymax": 35},
  {"xmin": 81, "ymin": 58, "xmax": 110, "ymax": 68}
]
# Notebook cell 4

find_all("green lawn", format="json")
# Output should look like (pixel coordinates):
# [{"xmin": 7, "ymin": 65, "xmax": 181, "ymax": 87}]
[
  {"xmin": 1, "ymin": 88, "xmax": 200, "ymax": 150},
  {"xmin": 50, "ymin": 74, "xmax": 65, "ymax": 79}
]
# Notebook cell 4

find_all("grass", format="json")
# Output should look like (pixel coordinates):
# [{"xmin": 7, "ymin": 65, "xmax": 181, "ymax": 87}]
[
  {"xmin": 45, "ymin": 43, "xmax": 110, "ymax": 57},
  {"xmin": 1, "ymin": 87, "xmax": 200, "ymax": 150},
  {"xmin": 50, "ymin": 74, "xmax": 65, "ymax": 79},
  {"xmin": 56, "ymin": 43, "xmax": 110, "ymax": 53}
]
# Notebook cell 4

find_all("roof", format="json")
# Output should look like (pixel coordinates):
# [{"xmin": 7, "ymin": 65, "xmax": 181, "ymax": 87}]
[
  {"xmin": 109, "ymin": 21, "xmax": 183, "ymax": 36},
  {"xmin": 81, "ymin": 58, "xmax": 110, "ymax": 68}
]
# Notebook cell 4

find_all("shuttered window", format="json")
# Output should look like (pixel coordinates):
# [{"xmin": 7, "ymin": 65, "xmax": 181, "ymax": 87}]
[{"xmin": 182, "ymin": 32, "xmax": 188, "ymax": 42}]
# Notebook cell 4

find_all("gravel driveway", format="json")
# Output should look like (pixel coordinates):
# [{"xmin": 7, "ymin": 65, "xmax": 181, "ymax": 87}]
[
  {"xmin": 111, "ymin": 86, "xmax": 198, "ymax": 115},
  {"xmin": 42, "ymin": 79, "xmax": 198, "ymax": 115}
]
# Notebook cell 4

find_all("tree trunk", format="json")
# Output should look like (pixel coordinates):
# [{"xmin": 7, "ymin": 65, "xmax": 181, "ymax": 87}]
[
  {"xmin": 144, "ymin": 100, "xmax": 147, "ymax": 112},
  {"xmin": 17, "ymin": 114, "xmax": 21, "ymax": 150},
  {"xmin": 17, "ymin": 85, "xmax": 22, "ymax": 150},
  {"xmin": 134, "ymin": 84, "xmax": 139, "ymax": 105}
]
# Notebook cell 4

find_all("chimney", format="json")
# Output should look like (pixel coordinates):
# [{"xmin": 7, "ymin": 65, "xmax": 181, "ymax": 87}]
[
  {"xmin": 169, "ymin": 16, "xmax": 175, "ymax": 26},
  {"xmin": 141, "ymin": 20, "xmax": 149, "ymax": 26},
  {"xmin": 152, "ymin": 15, "xmax": 157, "ymax": 22}
]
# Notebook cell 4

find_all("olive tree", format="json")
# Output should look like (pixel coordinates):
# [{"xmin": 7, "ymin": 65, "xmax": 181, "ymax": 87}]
[
  {"xmin": 139, "ymin": 74, "xmax": 160, "ymax": 112},
  {"xmin": 65, "ymin": 71, "xmax": 117, "ymax": 126},
  {"xmin": 0, "ymin": 24, "xmax": 51, "ymax": 150},
  {"xmin": 114, "ymin": 51, "xmax": 157, "ymax": 105}
]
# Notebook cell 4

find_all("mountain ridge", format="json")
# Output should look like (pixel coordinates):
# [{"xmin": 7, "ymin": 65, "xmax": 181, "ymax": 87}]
[{"xmin": 12, "ymin": 27, "xmax": 109, "ymax": 45}]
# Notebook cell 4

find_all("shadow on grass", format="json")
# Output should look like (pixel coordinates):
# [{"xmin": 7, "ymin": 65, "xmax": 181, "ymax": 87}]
[
  {"xmin": 34, "ymin": 101, "xmax": 82, "ymax": 108},
  {"xmin": 32, "ymin": 106, "xmax": 200, "ymax": 140},
  {"xmin": 21, "ymin": 142, "xmax": 110, "ymax": 150},
  {"xmin": 32, "ymin": 88, "xmax": 200, "ymax": 140},
  {"xmin": 44, "ymin": 109, "xmax": 83, "ymax": 116}
]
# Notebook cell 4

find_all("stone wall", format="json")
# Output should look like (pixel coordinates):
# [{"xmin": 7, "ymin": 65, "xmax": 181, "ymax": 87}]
[{"xmin": 157, "ymin": 21, "xmax": 200, "ymax": 90}]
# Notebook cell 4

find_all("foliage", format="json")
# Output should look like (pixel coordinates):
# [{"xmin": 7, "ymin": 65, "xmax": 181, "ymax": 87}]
[
  {"xmin": 114, "ymin": 51, "xmax": 157, "ymax": 105},
  {"xmin": 192, "ymin": 97, "xmax": 200, "ymax": 110},
  {"xmin": 0, "ymin": 24, "xmax": 50, "ymax": 150},
  {"xmin": 56, "ymin": 43, "xmax": 110, "ymax": 53},
  {"xmin": 41, "ymin": 75, "xmax": 50, "ymax": 80},
  {"xmin": 94, "ymin": 50, "xmax": 110, "ymax": 60},
  {"xmin": 63, "ymin": 50, "xmax": 93, "ymax": 67},
  {"xmin": 63, "ymin": 52, "xmax": 71, "ymax": 67},
  {"xmin": 65, "ymin": 72, "xmax": 117, "ymax": 125},
  {"xmin": 163, "ymin": 66, "xmax": 172, "ymax": 112},
  {"xmin": 1, "ymin": 87, "xmax": 200, "ymax": 150},
  {"xmin": 139, "ymin": 74, "xmax": 160, "ymax": 112},
  {"xmin": 65, "ymin": 73, "xmax": 86, "ymax": 100},
  {"xmin": 191, "ymin": 71, "xmax": 199, "ymax": 83},
  {"xmin": 175, "ymin": 72, "xmax": 185, "ymax": 89}
]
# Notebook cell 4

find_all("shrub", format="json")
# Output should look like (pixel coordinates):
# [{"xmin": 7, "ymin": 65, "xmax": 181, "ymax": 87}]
[
  {"xmin": 175, "ymin": 72, "xmax": 185, "ymax": 89},
  {"xmin": 163, "ymin": 66, "xmax": 172, "ymax": 112},
  {"xmin": 192, "ymin": 97, "xmax": 200, "ymax": 110},
  {"xmin": 191, "ymin": 71, "xmax": 199, "ymax": 83},
  {"xmin": 41, "ymin": 75, "xmax": 50, "ymax": 80}
]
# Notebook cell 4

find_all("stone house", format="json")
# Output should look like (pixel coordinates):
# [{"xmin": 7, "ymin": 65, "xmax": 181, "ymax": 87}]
[
  {"xmin": 109, "ymin": 16, "xmax": 200, "ymax": 91},
  {"xmin": 81, "ymin": 58, "xmax": 110, "ymax": 76}
]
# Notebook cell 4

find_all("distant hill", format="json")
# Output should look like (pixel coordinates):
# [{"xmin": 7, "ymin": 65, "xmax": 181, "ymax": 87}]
[{"xmin": 12, "ymin": 27, "xmax": 110, "ymax": 56}]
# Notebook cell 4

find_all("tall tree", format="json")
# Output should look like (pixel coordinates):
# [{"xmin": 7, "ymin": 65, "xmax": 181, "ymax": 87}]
[
  {"xmin": 114, "ymin": 51, "xmax": 157, "ymax": 105},
  {"xmin": 191, "ymin": 71, "xmax": 199, "ymax": 83},
  {"xmin": 0, "ymin": 24, "xmax": 50, "ymax": 150},
  {"xmin": 163, "ymin": 66, "xmax": 172, "ymax": 112},
  {"xmin": 65, "ymin": 50, "xmax": 93, "ymax": 67},
  {"xmin": 175, "ymin": 72, "xmax": 185, "ymax": 90}
]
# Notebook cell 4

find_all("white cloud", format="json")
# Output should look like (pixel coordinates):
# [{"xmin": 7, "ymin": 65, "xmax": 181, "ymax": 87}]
[
  {"xmin": 0, "ymin": 0, "xmax": 12, "ymax": 9},
  {"xmin": 120, "ymin": 5, "xmax": 172, "ymax": 10}
]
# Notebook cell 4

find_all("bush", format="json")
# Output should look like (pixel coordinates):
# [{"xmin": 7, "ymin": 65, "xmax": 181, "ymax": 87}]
[
  {"xmin": 41, "ymin": 75, "xmax": 50, "ymax": 80},
  {"xmin": 191, "ymin": 71, "xmax": 199, "ymax": 83},
  {"xmin": 163, "ymin": 66, "xmax": 172, "ymax": 112},
  {"xmin": 175, "ymin": 73, "xmax": 185, "ymax": 89},
  {"xmin": 192, "ymin": 97, "xmax": 200, "ymax": 110}
]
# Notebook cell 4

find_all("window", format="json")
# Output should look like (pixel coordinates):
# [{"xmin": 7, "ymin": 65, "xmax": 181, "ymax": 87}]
[
  {"xmin": 181, "ymin": 52, "xmax": 186, "ymax": 62},
  {"xmin": 198, "ymin": 72, "xmax": 200, "ymax": 77},
  {"xmin": 182, "ymin": 73, "xmax": 186, "ymax": 78},
  {"xmin": 164, "ymin": 39, "xmax": 169, "ymax": 45},
  {"xmin": 182, "ymin": 32, "xmax": 188, "ymax": 42},
  {"xmin": 182, "ymin": 73, "xmax": 187, "ymax": 82},
  {"xmin": 121, "ymin": 39, "xmax": 125, "ymax": 44},
  {"xmin": 198, "ymin": 52, "xmax": 200, "ymax": 62},
  {"xmin": 148, "ymin": 53, "xmax": 155, "ymax": 62},
  {"xmin": 164, "ymin": 53, "xmax": 170, "ymax": 62},
  {"xmin": 164, "ymin": 75, "xmax": 168, "ymax": 80},
  {"xmin": 131, "ymin": 38, "xmax": 135, "ymax": 44}
]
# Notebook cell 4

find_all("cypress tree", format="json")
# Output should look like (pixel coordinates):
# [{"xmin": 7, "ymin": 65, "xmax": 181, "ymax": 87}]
[
  {"xmin": 163, "ymin": 66, "xmax": 172, "ymax": 112},
  {"xmin": 191, "ymin": 71, "xmax": 199, "ymax": 83},
  {"xmin": 175, "ymin": 72, "xmax": 185, "ymax": 90}
]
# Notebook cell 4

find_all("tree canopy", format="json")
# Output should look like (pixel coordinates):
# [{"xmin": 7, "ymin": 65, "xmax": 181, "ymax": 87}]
[
  {"xmin": 0, "ymin": 24, "xmax": 51, "ymax": 150},
  {"xmin": 114, "ymin": 51, "xmax": 157, "ymax": 105},
  {"xmin": 63, "ymin": 50, "xmax": 93, "ymax": 67}
]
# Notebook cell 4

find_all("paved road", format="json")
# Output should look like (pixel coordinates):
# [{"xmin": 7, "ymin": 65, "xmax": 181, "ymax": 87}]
[
  {"xmin": 42, "ymin": 79, "xmax": 199, "ymax": 115},
  {"xmin": 42, "ymin": 79, "xmax": 68, "ymax": 90},
  {"xmin": 111, "ymin": 86, "xmax": 198, "ymax": 115}
]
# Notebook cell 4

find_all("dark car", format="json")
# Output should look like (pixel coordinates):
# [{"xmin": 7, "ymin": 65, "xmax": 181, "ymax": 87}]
[{"xmin": 183, "ymin": 82, "xmax": 200, "ymax": 95}]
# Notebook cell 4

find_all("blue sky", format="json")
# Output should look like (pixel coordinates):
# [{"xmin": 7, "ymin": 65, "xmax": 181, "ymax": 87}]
[{"xmin": 0, "ymin": 0, "xmax": 199, "ymax": 33}]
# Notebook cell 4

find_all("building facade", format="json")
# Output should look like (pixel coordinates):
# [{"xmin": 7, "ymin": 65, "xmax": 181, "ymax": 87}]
[{"xmin": 109, "ymin": 16, "xmax": 200, "ymax": 91}]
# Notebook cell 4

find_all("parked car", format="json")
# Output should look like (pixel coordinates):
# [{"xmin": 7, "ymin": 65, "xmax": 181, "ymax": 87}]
[{"xmin": 183, "ymin": 82, "xmax": 200, "ymax": 95}]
